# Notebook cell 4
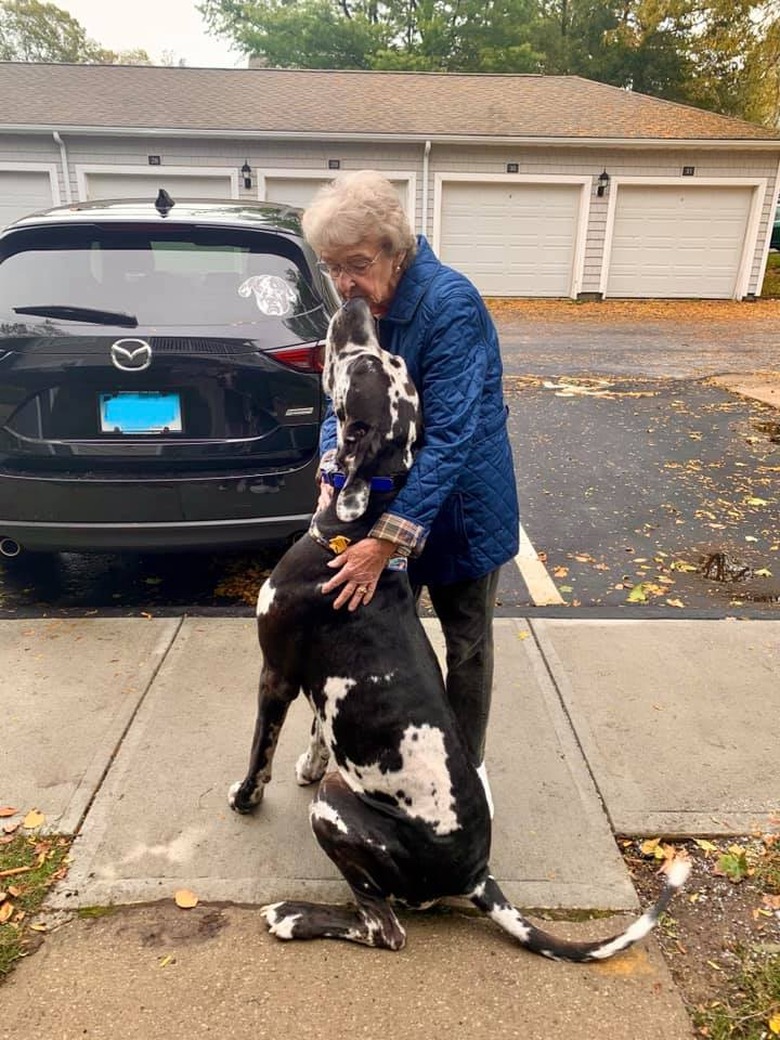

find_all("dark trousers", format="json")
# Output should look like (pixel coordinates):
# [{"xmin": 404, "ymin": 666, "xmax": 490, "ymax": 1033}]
[{"xmin": 412, "ymin": 568, "xmax": 501, "ymax": 766}]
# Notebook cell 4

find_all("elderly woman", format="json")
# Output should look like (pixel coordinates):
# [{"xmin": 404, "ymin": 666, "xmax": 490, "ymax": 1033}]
[{"xmin": 302, "ymin": 170, "xmax": 519, "ymax": 778}]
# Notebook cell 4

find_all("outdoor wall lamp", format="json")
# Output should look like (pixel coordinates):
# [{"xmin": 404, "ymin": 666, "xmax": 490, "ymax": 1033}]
[
  {"xmin": 597, "ymin": 169, "xmax": 610, "ymax": 197},
  {"xmin": 241, "ymin": 160, "xmax": 252, "ymax": 189}
]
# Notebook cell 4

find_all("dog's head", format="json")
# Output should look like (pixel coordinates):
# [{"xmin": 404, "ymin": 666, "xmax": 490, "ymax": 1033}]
[{"xmin": 324, "ymin": 298, "xmax": 419, "ymax": 522}]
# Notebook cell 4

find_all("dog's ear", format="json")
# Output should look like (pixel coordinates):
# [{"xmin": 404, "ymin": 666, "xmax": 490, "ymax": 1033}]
[{"xmin": 335, "ymin": 420, "xmax": 381, "ymax": 521}]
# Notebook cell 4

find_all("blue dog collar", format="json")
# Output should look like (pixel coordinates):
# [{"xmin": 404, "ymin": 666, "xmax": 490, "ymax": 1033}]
[{"xmin": 320, "ymin": 470, "xmax": 399, "ymax": 493}]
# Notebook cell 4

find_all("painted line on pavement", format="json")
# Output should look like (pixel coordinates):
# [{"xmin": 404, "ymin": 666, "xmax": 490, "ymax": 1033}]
[{"xmin": 514, "ymin": 523, "xmax": 566, "ymax": 606}]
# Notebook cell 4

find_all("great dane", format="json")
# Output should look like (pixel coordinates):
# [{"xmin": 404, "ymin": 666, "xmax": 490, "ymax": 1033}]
[{"xmin": 229, "ymin": 296, "xmax": 689, "ymax": 959}]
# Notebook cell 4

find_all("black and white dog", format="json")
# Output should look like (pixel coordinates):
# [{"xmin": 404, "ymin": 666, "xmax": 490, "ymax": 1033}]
[{"xmin": 229, "ymin": 296, "xmax": 689, "ymax": 959}]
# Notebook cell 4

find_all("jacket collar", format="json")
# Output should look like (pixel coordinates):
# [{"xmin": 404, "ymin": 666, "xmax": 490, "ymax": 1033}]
[{"xmin": 382, "ymin": 236, "xmax": 441, "ymax": 325}]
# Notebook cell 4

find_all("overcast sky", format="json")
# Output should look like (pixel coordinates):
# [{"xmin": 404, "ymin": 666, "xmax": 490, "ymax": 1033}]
[{"xmin": 57, "ymin": 0, "xmax": 244, "ymax": 68}]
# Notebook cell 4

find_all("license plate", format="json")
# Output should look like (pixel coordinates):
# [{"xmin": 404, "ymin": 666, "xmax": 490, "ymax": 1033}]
[{"xmin": 99, "ymin": 392, "xmax": 182, "ymax": 434}]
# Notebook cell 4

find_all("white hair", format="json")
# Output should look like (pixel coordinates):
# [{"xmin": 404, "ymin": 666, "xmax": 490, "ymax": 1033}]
[{"xmin": 302, "ymin": 170, "xmax": 417, "ymax": 260}]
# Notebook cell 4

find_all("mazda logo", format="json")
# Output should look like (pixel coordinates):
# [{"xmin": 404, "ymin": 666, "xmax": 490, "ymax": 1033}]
[{"xmin": 110, "ymin": 338, "xmax": 152, "ymax": 372}]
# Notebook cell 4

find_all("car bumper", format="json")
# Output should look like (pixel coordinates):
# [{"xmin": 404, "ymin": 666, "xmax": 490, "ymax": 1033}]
[{"xmin": 0, "ymin": 466, "xmax": 316, "ymax": 552}]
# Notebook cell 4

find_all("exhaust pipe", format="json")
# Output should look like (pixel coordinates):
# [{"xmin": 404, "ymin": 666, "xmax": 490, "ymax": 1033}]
[{"xmin": 0, "ymin": 537, "xmax": 22, "ymax": 558}]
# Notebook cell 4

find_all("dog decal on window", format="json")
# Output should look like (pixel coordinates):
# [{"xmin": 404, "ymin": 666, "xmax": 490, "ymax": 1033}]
[{"xmin": 238, "ymin": 275, "xmax": 297, "ymax": 316}]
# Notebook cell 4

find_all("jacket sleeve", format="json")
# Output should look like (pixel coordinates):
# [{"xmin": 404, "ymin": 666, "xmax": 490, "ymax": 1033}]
[
  {"xmin": 318, "ymin": 398, "xmax": 337, "ymax": 457},
  {"xmin": 379, "ymin": 288, "xmax": 489, "ymax": 544}
]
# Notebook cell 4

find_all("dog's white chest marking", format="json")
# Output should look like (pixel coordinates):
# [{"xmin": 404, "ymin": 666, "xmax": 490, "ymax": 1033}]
[{"xmin": 321, "ymin": 673, "xmax": 459, "ymax": 837}]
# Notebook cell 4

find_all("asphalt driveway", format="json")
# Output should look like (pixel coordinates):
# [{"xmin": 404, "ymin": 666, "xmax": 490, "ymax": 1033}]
[{"xmin": 0, "ymin": 300, "xmax": 777, "ymax": 617}]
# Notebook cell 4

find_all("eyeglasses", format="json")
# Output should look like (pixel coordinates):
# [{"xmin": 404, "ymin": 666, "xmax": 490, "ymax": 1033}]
[{"xmin": 317, "ymin": 248, "xmax": 384, "ymax": 280}]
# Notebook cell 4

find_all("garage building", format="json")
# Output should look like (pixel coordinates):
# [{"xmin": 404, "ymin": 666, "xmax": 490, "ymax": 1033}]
[{"xmin": 1, "ymin": 63, "xmax": 779, "ymax": 300}]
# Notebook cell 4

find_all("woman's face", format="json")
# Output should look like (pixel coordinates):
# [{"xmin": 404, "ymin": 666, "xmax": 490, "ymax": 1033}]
[{"xmin": 318, "ymin": 239, "xmax": 406, "ymax": 317}]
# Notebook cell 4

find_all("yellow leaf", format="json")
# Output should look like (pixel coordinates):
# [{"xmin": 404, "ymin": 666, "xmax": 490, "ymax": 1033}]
[
  {"xmin": 0, "ymin": 901, "xmax": 14, "ymax": 923},
  {"xmin": 518, "ymin": 631, "xmax": 530, "ymax": 640},
  {"xmin": 174, "ymin": 889, "xmax": 198, "ymax": 909},
  {"xmin": 769, "ymin": 1012, "xmax": 780, "ymax": 1035},
  {"xmin": 158, "ymin": 954, "xmax": 175, "ymax": 967},
  {"xmin": 22, "ymin": 809, "xmax": 45, "ymax": 830},
  {"xmin": 627, "ymin": 584, "xmax": 648, "ymax": 603},
  {"xmin": 745, "ymin": 497, "xmax": 768, "ymax": 506},
  {"xmin": 665, "ymin": 598, "xmax": 685, "ymax": 608},
  {"xmin": 640, "ymin": 838, "xmax": 660, "ymax": 856},
  {"xmin": 695, "ymin": 839, "xmax": 718, "ymax": 853}
]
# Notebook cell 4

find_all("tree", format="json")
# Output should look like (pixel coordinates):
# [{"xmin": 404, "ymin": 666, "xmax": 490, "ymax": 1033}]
[
  {"xmin": 0, "ymin": 0, "xmax": 151, "ymax": 64},
  {"xmin": 198, "ymin": 0, "xmax": 542, "ymax": 72}
]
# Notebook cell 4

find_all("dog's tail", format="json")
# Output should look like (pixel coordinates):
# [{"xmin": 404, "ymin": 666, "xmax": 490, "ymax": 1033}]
[{"xmin": 469, "ymin": 857, "xmax": 690, "ymax": 963}]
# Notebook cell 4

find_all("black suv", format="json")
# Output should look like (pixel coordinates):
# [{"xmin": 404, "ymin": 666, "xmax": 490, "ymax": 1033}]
[{"xmin": 0, "ymin": 194, "xmax": 337, "ymax": 557}]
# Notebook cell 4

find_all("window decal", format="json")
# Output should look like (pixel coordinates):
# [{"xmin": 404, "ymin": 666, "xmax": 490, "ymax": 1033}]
[{"xmin": 238, "ymin": 275, "xmax": 297, "ymax": 316}]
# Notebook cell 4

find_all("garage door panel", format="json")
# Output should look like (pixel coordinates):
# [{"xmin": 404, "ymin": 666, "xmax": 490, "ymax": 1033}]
[
  {"xmin": 608, "ymin": 185, "xmax": 751, "ymax": 299},
  {"xmin": 440, "ymin": 182, "xmax": 580, "ymax": 296},
  {"xmin": 85, "ymin": 174, "xmax": 233, "ymax": 201},
  {"xmin": 1, "ymin": 171, "xmax": 54, "ymax": 228},
  {"xmin": 263, "ymin": 178, "xmax": 329, "ymax": 209},
  {"xmin": 264, "ymin": 177, "xmax": 409, "ymax": 213}
]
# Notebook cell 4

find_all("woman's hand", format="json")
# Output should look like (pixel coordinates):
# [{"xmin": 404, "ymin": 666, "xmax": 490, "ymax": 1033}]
[{"xmin": 321, "ymin": 537, "xmax": 397, "ymax": 610}]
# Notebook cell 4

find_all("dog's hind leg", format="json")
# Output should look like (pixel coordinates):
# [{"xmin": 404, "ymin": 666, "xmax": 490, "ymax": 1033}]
[
  {"xmin": 295, "ymin": 714, "xmax": 330, "ymax": 786},
  {"xmin": 229, "ymin": 663, "xmax": 299, "ymax": 814},
  {"xmin": 262, "ymin": 890, "xmax": 406, "ymax": 950},
  {"xmin": 261, "ymin": 772, "xmax": 407, "ymax": 949}
]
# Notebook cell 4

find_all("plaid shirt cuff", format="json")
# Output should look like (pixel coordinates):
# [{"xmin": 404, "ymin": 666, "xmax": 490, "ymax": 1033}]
[{"xmin": 369, "ymin": 512, "xmax": 427, "ymax": 557}]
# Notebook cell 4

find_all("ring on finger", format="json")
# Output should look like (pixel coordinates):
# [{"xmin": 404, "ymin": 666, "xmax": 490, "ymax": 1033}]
[{"xmin": 356, "ymin": 584, "xmax": 369, "ymax": 595}]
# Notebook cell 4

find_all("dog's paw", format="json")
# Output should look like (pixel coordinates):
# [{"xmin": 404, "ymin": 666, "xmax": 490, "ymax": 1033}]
[
  {"xmin": 228, "ymin": 779, "xmax": 264, "ymax": 814},
  {"xmin": 295, "ymin": 748, "xmax": 329, "ymax": 786},
  {"xmin": 261, "ymin": 902, "xmax": 303, "ymax": 940}
]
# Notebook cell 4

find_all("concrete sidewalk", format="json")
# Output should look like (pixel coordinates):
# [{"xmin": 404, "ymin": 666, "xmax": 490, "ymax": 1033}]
[{"xmin": 2, "ymin": 615, "xmax": 778, "ymax": 1039}]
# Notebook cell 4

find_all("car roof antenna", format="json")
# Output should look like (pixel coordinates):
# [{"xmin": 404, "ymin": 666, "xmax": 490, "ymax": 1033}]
[{"xmin": 155, "ymin": 188, "xmax": 175, "ymax": 216}]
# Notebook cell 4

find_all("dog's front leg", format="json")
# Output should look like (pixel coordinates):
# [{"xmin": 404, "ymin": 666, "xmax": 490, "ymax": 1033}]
[{"xmin": 229, "ymin": 664, "xmax": 299, "ymax": 814}]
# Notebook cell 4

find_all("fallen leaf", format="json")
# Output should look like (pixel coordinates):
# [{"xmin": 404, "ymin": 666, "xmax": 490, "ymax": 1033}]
[
  {"xmin": 745, "ymin": 496, "xmax": 769, "ymax": 506},
  {"xmin": 0, "ymin": 901, "xmax": 14, "ymax": 923},
  {"xmin": 665, "ymin": 598, "xmax": 685, "ymax": 608},
  {"xmin": 769, "ymin": 1012, "xmax": 780, "ymax": 1036},
  {"xmin": 174, "ymin": 889, "xmax": 198, "ymax": 909},
  {"xmin": 23, "ymin": 809, "xmax": 45, "ymax": 829},
  {"xmin": 158, "ymin": 954, "xmax": 176, "ymax": 967},
  {"xmin": 694, "ymin": 839, "xmax": 718, "ymax": 853},
  {"xmin": 627, "ymin": 584, "xmax": 648, "ymax": 603},
  {"xmin": 0, "ymin": 807, "xmax": 17, "ymax": 818},
  {"xmin": 714, "ymin": 848, "xmax": 749, "ymax": 883},
  {"xmin": 3, "ymin": 821, "xmax": 20, "ymax": 835}
]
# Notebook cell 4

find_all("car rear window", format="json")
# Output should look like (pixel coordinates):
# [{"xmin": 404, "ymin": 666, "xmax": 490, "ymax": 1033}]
[{"xmin": 0, "ymin": 223, "xmax": 326, "ymax": 331}]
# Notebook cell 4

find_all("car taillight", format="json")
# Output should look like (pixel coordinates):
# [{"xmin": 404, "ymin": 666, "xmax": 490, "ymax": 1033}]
[{"xmin": 267, "ymin": 341, "xmax": 325, "ymax": 373}]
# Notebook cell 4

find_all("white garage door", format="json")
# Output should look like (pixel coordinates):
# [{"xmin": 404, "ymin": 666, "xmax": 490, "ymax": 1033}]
[
  {"xmin": 263, "ymin": 177, "xmax": 330, "ymax": 209},
  {"xmin": 607, "ymin": 185, "xmax": 752, "ymax": 298},
  {"xmin": 0, "ymin": 170, "xmax": 55, "ymax": 228},
  {"xmin": 84, "ymin": 172, "xmax": 234, "ymax": 201},
  {"xmin": 438, "ymin": 181, "xmax": 581, "ymax": 296},
  {"xmin": 263, "ymin": 176, "xmax": 411, "ymax": 215}
]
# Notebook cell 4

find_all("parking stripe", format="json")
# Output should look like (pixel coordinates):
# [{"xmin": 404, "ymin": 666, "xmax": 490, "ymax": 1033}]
[{"xmin": 514, "ymin": 523, "xmax": 566, "ymax": 606}]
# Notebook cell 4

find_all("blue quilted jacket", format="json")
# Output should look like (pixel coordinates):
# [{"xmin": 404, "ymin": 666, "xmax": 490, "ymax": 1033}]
[{"xmin": 320, "ymin": 236, "xmax": 519, "ymax": 585}]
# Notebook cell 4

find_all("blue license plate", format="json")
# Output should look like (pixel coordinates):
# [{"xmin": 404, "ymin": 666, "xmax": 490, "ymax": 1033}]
[{"xmin": 99, "ymin": 392, "xmax": 182, "ymax": 434}]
